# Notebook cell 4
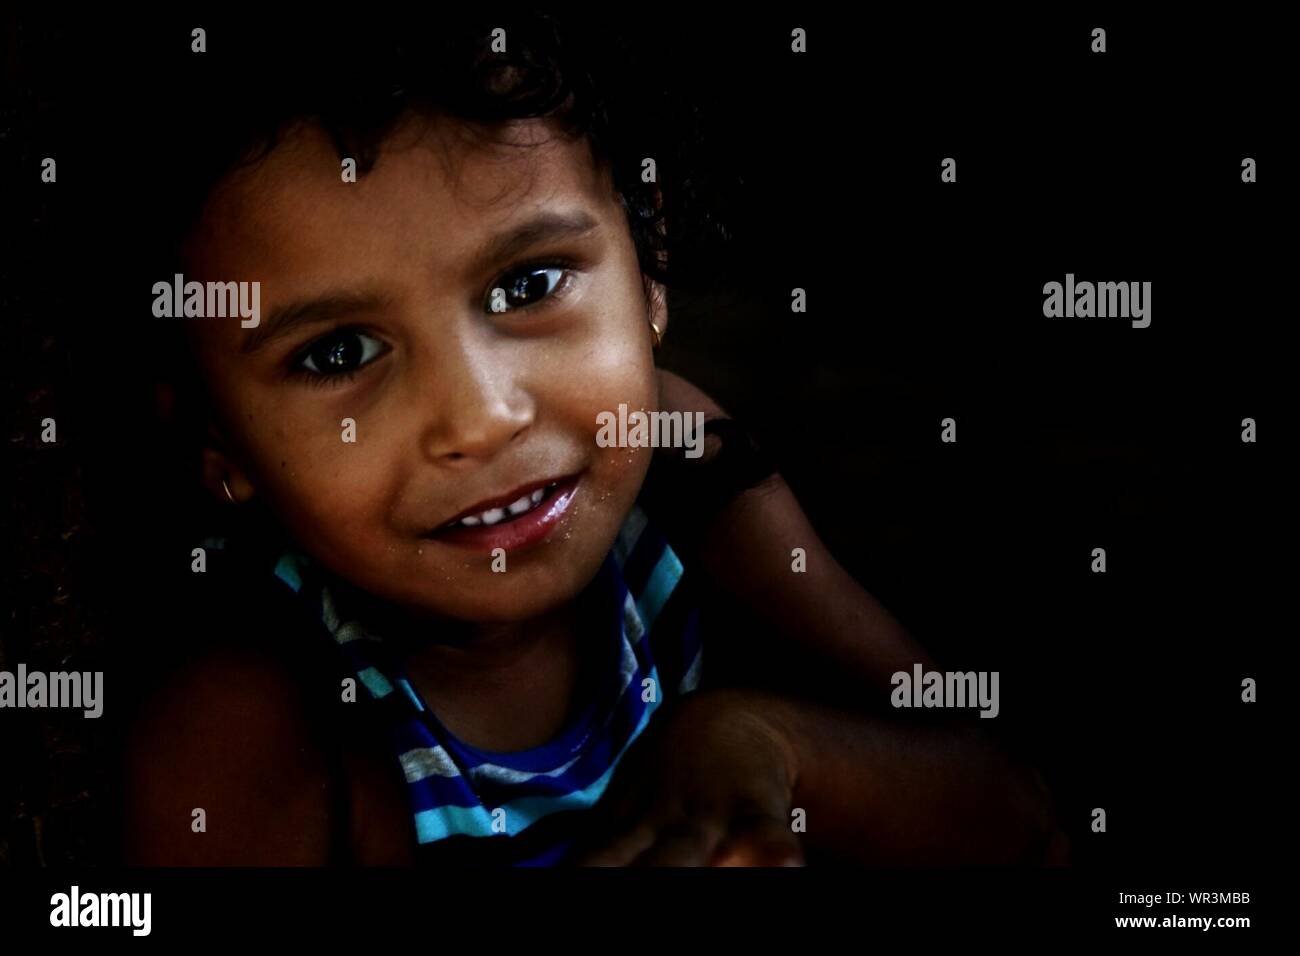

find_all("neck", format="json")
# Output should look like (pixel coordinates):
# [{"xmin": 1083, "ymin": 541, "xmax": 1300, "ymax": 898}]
[
  {"xmin": 399, "ymin": 598, "xmax": 597, "ymax": 752},
  {"xmin": 407, "ymin": 600, "xmax": 583, "ymax": 682}
]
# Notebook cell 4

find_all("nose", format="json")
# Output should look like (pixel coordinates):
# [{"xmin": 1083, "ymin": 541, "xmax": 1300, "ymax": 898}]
[{"xmin": 419, "ymin": 332, "xmax": 535, "ymax": 467}]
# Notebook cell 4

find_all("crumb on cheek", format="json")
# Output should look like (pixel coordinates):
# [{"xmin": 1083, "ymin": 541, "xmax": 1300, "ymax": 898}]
[{"xmin": 594, "ymin": 442, "xmax": 653, "ymax": 504}]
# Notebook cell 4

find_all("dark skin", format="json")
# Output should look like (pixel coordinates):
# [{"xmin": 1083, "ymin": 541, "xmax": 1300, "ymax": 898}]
[
  {"xmin": 124, "ymin": 113, "xmax": 1067, "ymax": 866},
  {"xmin": 576, "ymin": 378, "xmax": 1068, "ymax": 866}
]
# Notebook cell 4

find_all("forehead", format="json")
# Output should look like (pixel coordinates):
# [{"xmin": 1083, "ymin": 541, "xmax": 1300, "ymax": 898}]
[{"xmin": 182, "ymin": 115, "xmax": 617, "ymax": 287}]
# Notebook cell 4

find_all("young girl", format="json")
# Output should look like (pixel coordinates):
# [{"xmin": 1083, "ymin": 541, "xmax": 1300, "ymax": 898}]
[{"xmin": 119, "ymin": 14, "xmax": 1063, "ymax": 866}]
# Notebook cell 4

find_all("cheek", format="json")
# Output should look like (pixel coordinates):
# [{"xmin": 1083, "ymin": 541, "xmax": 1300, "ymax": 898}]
[
  {"xmin": 240, "ymin": 413, "xmax": 401, "ymax": 553},
  {"xmin": 566, "ymin": 365, "xmax": 658, "ymax": 539},
  {"xmin": 545, "ymin": 287, "xmax": 660, "ymax": 504},
  {"xmin": 589, "ymin": 443, "xmax": 654, "ymax": 533},
  {"xmin": 560, "ymin": 303, "xmax": 657, "ymax": 421}
]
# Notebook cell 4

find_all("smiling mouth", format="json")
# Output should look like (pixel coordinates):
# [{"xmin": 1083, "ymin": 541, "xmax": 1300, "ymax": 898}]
[
  {"xmin": 421, "ymin": 473, "xmax": 582, "ymax": 548},
  {"xmin": 437, "ymin": 480, "xmax": 564, "ymax": 531}
]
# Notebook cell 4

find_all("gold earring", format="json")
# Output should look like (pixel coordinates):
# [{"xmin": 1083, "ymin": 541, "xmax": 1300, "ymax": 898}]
[
  {"xmin": 649, "ymin": 320, "xmax": 664, "ymax": 350},
  {"xmin": 221, "ymin": 477, "xmax": 237, "ymax": 504}
]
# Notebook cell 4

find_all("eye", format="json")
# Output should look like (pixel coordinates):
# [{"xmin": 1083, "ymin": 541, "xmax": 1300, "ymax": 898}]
[
  {"xmin": 297, "ymin": 329, "xmax": 387, "ymax": 377},
  {"xmin": 486, "ymin": 264, "xmax": 570, "ymax": 314}
]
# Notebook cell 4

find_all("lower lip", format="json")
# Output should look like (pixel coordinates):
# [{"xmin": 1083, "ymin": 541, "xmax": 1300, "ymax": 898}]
[{"xmin": 424, "ymin": 475, "xmax": 582, "ymax": 553}]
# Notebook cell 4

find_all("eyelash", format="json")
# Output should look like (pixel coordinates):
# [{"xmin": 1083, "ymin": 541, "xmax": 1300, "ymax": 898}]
[
  {"xmin": 295, "ymin": 367, "xmax": 361, "ymax": 389},
  {"xmin": 284, "ymin": 257, "xmax": 580, "ymax": 388},
  {"xmin": 286, "ymin": 327, "xmax": 386, "ymax": 389},
  {"xmin": 484, "ymin": 257, "xmax": 578, "ymax": 314}
]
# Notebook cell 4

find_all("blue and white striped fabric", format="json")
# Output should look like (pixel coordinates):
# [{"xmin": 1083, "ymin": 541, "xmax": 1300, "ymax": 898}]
[{"xmin": 271, "ymin": 504, "xmax": 702, "ymax": 866}]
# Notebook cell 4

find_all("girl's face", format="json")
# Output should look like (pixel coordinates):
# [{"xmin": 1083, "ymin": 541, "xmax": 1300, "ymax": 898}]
[{"xmin": 182, "ymin": 116, "xmax": 662, "ymax": 623}]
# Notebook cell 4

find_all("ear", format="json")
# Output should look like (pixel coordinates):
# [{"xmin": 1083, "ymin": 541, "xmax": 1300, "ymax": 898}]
[
  {"xmin": 199, "ymin": 421, "xmax": 257, "ymax": 505},
  {"xmin": 639, "ymin": 181, "xmax": 669, "ymax": 336},
  {"xmin": 647, "ymin": 277, "xmax": 668, "ymax": 336}
]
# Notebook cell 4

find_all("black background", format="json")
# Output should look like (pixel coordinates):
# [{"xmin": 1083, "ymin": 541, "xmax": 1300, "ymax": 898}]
[
  {"xmin": 1, "ymin": 6, "xmax": 1283, "ymax": 936},
  {"xmin": 660, "ymin": 12, "xmax": 1282, "ymax": 872}
]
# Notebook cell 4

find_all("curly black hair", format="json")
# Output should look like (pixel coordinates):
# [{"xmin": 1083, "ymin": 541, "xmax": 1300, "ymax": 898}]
[
  {"xmin": 144, "ymin": 12, "xmax": 733, "ymax": 293},
  {"xmin": 132, "ymin": 11, "xmax": 738, "ymax": 473}
]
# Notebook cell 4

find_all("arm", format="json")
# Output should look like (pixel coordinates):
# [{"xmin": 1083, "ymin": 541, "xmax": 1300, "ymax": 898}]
[
  {"xmin": 734, "ymin": 689, "xmax": 1066, "ymax": 864},
  {"xmin": 632, "ymin": 372, "xmax": 1066, "ymax": 864},
  {"xmin": 122, "ymin": 649, "xmax": 336, "ymax": 865},
  {"xmin": 580, "ymin": 687, "xmax": 1067, "ymax": 866},
  {"xmin": 697, "ymin": 477, "xmax": 936, "ymax": 691},
  {"xmin": 656, "ymin": 368, "xmax": 934, "ymax": 691}
]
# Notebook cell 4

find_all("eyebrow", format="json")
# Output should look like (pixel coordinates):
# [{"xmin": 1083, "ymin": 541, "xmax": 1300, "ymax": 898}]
[
  {"xmin": 240, "ymin": 210, "xmax": 602, "ymax": 355},
  {"xmin": 470, "ymin": 209, "xmax": 601, "ymax": 276},
  {"xmin": 241, "ymin": 290, "xmax": 391, "ymax": 355}
]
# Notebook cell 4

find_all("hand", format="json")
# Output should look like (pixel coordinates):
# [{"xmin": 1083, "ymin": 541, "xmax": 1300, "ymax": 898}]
[{"xmin": 577, "ymin": 689, "xmax": 805, "ymax": 866}]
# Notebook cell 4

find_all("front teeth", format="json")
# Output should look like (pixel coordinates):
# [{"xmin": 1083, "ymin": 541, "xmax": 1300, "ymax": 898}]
[{"xmin": 450, "ymin": 483, "xmax": 555, "ymax": 529}]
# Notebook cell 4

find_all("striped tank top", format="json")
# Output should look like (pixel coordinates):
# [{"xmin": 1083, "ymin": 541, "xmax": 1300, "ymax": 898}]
[{"xmin": 269, "ymin": 503, "xmax": 702, "ymax": 866}]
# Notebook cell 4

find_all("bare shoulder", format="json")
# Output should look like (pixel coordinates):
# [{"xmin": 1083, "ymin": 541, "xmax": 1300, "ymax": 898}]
[{"xmin": 122, "ymin": 646, "xmax": 335, "ymax": 865}]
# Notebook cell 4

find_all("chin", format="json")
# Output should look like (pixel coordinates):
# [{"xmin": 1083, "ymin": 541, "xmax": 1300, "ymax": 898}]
[
  {"xmin": 428, "ymin": 590, "xmax": 577, "ymax": 625},
  {"xmin": 410, "ymin": 557, "xmax": 605, "ymax": 624}
]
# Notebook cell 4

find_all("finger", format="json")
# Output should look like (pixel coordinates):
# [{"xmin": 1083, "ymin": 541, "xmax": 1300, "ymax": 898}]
[
  {"xmin": 573, "ymin": 780, "xmax": 662, "ymax": 864},
  {"xmin": 576, "ymin": 822, "xmax": 659, "ymax": 867},
  {"xmin": 585, "ymin": 749, "xmax": 658, "ymax": 834},
  {"xmin": 598, "ymin": 783, "xmax": 641, "ymax": 823},
  {"xmin": 573, "ymin": 775, "xmax": 658, "ymax": 864},
  {"xmin": 632, "ymin": 821, "xmax": 726, "ymax": 867},
  {"xmin": 711, "ymin": 816, "xmax": 805, "ymax": 867}
]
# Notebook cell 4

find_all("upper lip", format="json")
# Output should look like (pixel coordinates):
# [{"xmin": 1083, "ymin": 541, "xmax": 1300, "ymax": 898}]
[{"xmin": 431, "ymin": 473, "xmax": 576, "ymax": 530}]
